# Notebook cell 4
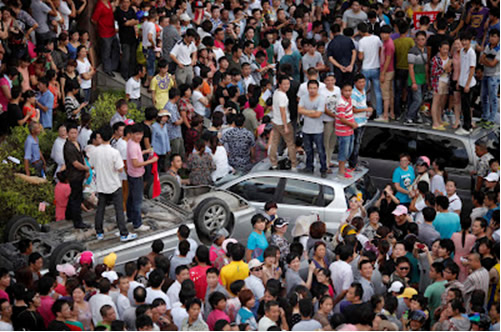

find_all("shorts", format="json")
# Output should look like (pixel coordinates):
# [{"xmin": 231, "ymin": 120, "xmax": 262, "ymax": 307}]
[
  {"xmin": 337, "ymin": 134, "xmax": 354, "ymax": 162},
  {"xmin": 381, "ymin": 71, "xmax": 395, "ymax": 101},
  {"xmin": 437, "ymin": 81, "xmax": 449, "ymax": 95}
]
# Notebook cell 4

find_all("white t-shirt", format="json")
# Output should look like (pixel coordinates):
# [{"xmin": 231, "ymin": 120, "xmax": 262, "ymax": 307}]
[
  {"xmin": 211, "ymin": 145, "xmax": 232, "ymax": 182},
  {"xmin": 145, "ymin": 287, "xmax": 173, "ymax": 309},
  {"xmin": 89, "ymin": 293, "xmax": 119, "ymax": 325},
  {"xmin": 125, "ymin": 77, "xmax": 141, "ymax": 100},
  {"xmin": 115, "ymin": 293, "xmax": 131, "ymax": 317},
  {"xmin": 272, "ymin": 90, "xmax": 290, "ymax": 125},
  {"xmin": 321, "ymin": 85, "xmax": 341, "ymax": 122},
  {"xmin": 358, "ymin": 35, "xmax": 383, "ymax": 70},
  {"xmin": 170, "ymin": 40, "xmax": 197, "ymax": 66},
  {"xmin": 245, "ymin": 275, "xmax": 265, "ymax": 299},
  {"xmin": 59, "ymin": 1, "xmax": 72, "ymax": 31},
  {"xmin": 459, "ymin": 47, "xmax": 476, "ymax": 88},
  {"xmin": 127, "ymin": 280, "xmax": 142, "ymax": 305},
  {"xmin": 78, "ymin": 126, "xmax": 92, "ymax": 149},
  {"xmin": 142, "ymin": 21, "xmax": 157, "ymax": 48},
  {"xmin": 77, "ymin": 58, "xmax": 92, "ymax": 89},
  {"xmin": 89, "ymin": 144, "xmax": 124, "ymax": 194},
  {"xmin": 51, "ymin": 136, "xmax": 66, "ymax": 174},
  {"xmin": 448, "ymin": 193, "xmax": 462, "ymax": 213},
  {"xmin": 298, "ymin": 81, "xmax": 326, "ymax": 101},
  {"xmin": 167, "ymin": 280, "xmax": 182, "ymax": 306},
  {"xmin": 192, "ymin": 90, "xmax": 206, "ymax": 117},
  {"xmin": 0, "ymin": 321, "xmax": 13, "ymax": 331},
  {"xmin": 329, "ymin": 260, "xmax": 353, "ymax": 312}
]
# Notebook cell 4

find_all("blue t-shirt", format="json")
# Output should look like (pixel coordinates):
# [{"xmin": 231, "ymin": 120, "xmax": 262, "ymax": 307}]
[
  {"xmin": 38, "ymin": 90, "xmax": 54, "ymax": 129},
  {"xmin": 247, "ymin": 231, "xmax": 268, "ymax": 262},
  {"xmin": 392, "ymin": 166, "xmax": 415, "ymax": 203},
  {"xmin": 484, "ymin": 206, "xmax": 500, "ymax": 224},
  {"xmin": 24, "ymin": 135, "xmax": 41, "ymax": 163},
  {"xmin": 433, "ymin": 212, "xmax": 461, "ymax": 239}
]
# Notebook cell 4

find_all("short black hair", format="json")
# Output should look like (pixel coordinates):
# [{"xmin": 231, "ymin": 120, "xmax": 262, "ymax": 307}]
[
  {"xmin": 422, "ymin": 207, "xmax": 436, "ymax": 222},
  {"xmin": 136, "ymin": 315, "xmax": 153, "ymax": 330},
  {"xmin": 178, "ymin": 240, "xmax": 190, "ymax": 256},
  {"xmin": 52, "ymin": 299, "xmax": 69, "ymax": 316},
  {"xmin": 209, "ymin": 291, "xmax": 227, "ymax": 309},
  {"xmin": 338, "ymin": 245, "xmax": 354, "ymax": 261},
  {"xmin": 435, "ymin": 195, "xmax": 449, "ymax": 210},
  {"xmin": 175, "ymin": 264, "xmax": 189, "ymax": 276},
  {"xmin": 178, "ymin": 225, "xmax": 190, "ymax": 239},
  {"xmin": 151, "ymin": 239, "xmax": 164, "ymax": 254},
  {"xmin": 230, "ymin": 243, "xmax": 246, "ymax": 261},
  {"xmin": 98, "ymin": 125, "xmax": 113, "ymax": 142},
  {"xmin": 28, "ymin": 252, "xmax": 42, "ymax": 265},
  {"xmin": 148, "ymin": 269, "xmax": 164, "ymax": 288},
  {"xmin": 38, "ymin": 275, "xmax": 55, "ymax": 296},
  {"xmin": 299, "ymin": 298, "xmax": 314, "ymax": 318},
  {"xmin": 351, "ymin": 282, "xmax": 364, "ymax": 300}
]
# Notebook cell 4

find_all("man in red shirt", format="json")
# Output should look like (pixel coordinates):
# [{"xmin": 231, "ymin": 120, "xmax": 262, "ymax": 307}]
[
  {"xmin": 335, "ymin": 83, "xmax": 358, "ymax": 179},
  {"xmin": 91, "ymin": 0, "xmax": 119, "ymax": 76}
]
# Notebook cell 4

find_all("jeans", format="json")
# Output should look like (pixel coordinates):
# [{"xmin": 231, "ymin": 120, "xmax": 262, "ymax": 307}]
[
  {"xmin": 82, "ymin": 89, "xmax": 91, "ymax": 103},
  {"xmin": 337, "ymin": 134, "xmax": 354, "ymax": 162},
  {"xmin": 127, "ymin": 176, "xmax": 144, "ymax": 229},
  {"xmin": 348, "ymin": 126, "xmax": 366, "ymax": 168},
  {"xmin": 460, "ymin": 86, "xmax": 472, "ymax": 130},
  {"xmin": 67, "ymin": 180, "xmax": 84, "ymax": 226},
  {"xmin": 120, "ymin": 42, "xmax": 137, "ymax": 80},
  {"xmin": 144, "ymin": 48, "xmax": 156, "ymax": 77},
  {"xmin": 100, "ymin": 35, "xmax": 120, "ymax": 72},
  {"xmin": 394, "ymin": 69, "xmax": 409, "ymax": 117},
  {"xmin": 407, "ymin": 84, "xmax": 424, "ymax": 121},
  {"xmin": 95, "ymin": 188, "xmax": 128, "ymax": 236},
  {"xmin": 361, "ymin": 68, "xmax": 383, "ymax": 116},
  {"xmin": 303, "ymin": 133, "xmax": 327, "ymax": 172},
  {"xmin": 481, "ymin": 76, "xmax": 500, "ymax": 123}
]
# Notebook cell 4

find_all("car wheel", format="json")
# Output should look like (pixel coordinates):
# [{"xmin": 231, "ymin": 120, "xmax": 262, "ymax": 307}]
[
  {"xmin": 194, "ymin": 198, "xmax": 231, "ymax": 242},
  {"xmin": 4, "ymin": 215, "xmax": 40, "ymax": 242},
  {"xmin": 147, "ymin": 175, "xmax": 181, "ymax": 203},
  {"xmin": 49, "ymin": 242, "xmax": 86, "ymax": 272}
]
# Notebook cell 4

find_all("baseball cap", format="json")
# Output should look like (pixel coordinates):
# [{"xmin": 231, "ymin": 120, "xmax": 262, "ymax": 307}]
[
  {"xmin": 398, "ymin": 287, "xmax": 418, "ymax": 299},
  {"xmin": 180, "ymin": 13, "xmax": 191, "ymax": 21},
  {"xmin": 392, "ymin": 205, "xmax": 408, "ymax": 216},
  {"xmin": 56, "ymin": 263, "xmax": 76, "ymax": 277},
  {"xmin": 103, "ymin": 252, "xmax": 117, "ymax": 269},
  {"xmin": 387, "ymin": 281, "xmax": 404, "ymax": 293},
  {"xmin": 409, "ymin": 310, "xmax": 427, "ymax": 323},
  {"xmin": 157, "ymin": 109, "xmax": 171, "ymax": 117},
  {"xmin": 484, "ymin": 172, "xmax": 499, "ymax": 182},
  {"xmin": 274, "ymin": 217, "xmax": 289, "ymax": 228},
  {"xmin": 248, "ymin": 259, "xmax": 263, "ymax": 270},
  {"xmin": 102, "ymin": 271, "xmax": 119, "ymax": 283},
  {"xmin": 79, "ymin": 251, "xmax": 94, "ymax": 265}
]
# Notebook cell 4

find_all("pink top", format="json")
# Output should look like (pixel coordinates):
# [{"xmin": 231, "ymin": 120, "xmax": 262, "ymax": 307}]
[
  {"xmin": 0, "ymin": 290, "xmax": 9, "ymax": 302},
  {"xmin": 0, "ymin": 77, "xmax": 10, "ymax": 112},
  {"xmin": 38, "ymin": 295, "xmax": 55, "ymax": 328},
  {"xmin": 209, "ymin": 244, "xmax": 225, "ymax": 264},
  {"xmin": 127, "ymin": 140, "xmax": 145, "ymax": 178},
  {"xmin": 207, "ymin": 309, "xmax": 230, "ymax": 331},
  {"xmin": 381, "ymin": 38, "xmax": 395, "ymax": 73},
  {"xmin": 451, "ymin": 231, "xmax": 476, "ymax": 282},
  {"xmin": 55, "ymin": 182, "xmax": 71, "ymax": 221}
]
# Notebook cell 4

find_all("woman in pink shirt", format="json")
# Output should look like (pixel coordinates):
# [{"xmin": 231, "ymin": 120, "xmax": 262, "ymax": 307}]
[
  {"xmin": 206, "ymin": 291, "xmax": 230, "ymax": 331},
  {"xmin": 54, "ymin": 171, "xmax": 71, "ymax": 221},
  {"xmin": 451, "ymin": 218, "xmax": 476, "ymax": 282}
]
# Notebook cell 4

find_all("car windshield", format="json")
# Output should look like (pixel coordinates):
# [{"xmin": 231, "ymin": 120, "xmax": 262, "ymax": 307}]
[{"xmin": 343, "ymin": 173, "xmax": 377, "ymax": 206}]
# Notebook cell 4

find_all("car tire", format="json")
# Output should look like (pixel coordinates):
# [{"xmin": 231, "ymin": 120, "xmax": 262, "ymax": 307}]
[
  {"xmin": 194, "ymin": 198, "xmax": 231, "ymax": 243},
  {"xmin": 49, "ymin": 242, "xmax": 86, "ymax": 272},
  {"xmin": 147, "ymin": 175, "xmax": 181, "ymax": 203},
  {"xmin": 4, "ymin": 215, "xmax": 40, "ymax": 242}
]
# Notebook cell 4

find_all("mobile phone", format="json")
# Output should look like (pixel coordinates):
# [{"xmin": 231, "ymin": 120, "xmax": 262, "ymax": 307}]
[{"xmin": 417, "ymin": 243, "xmax": 425, "ymax": 250}]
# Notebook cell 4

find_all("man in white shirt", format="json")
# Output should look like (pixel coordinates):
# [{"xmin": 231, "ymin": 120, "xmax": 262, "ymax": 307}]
[
  {"xmin": 89, "ymin": 125, "xmax": 136, "ymax": 242},
  {"xmin": 167, "ymin": 265, "xmax": 190, "ymax": 306},
  {"xmin": 125, "ymin": 64, "xmax": 146, "ymax": 109},
  {"xmin": 269, "ymin": 76, "xmax": 297, "ymax": 171},
  {"xmin": 174, "ymin": 225, "xmax": 198, "ymax": 261},
  {"xmin": 89, "ymin": 279, "xmax": 120, "ymax": 325},
  {"xmin": 297, "ymin": 68, "xmax": 326, "ymax": 101},
  {"xmin": 170, "ymin": 28, "xmax": 198, "ymax": 86},
  {"xmin": 330, "ymin": 244, "xmax": 354, "ymax": 313},
  {"xmin": 258, "ymin": 301, "xmax": 283, "ymax": 331},
  {"xmin": 142, "ymin": 8, "xmax": 158, "ymax": 87},
  {"xmin": 51, "ymin": 124, "xmax": 67, "ymax": 176},
  {"xmin": 115, "ymin": 275, "xmax": 131, "ymax": 317},
  {"xmin": 245, "ymin": 259, "xmax": 265, "ymax": 300},
  {"xmin": 358, "ymin": 22, "xmax": 384, "ymax": 119},
  {"xmin": 145, "ymin": 269, "xmax": 172, "ymax": 309},
  {"xmin": 455, "ymin": 31, "xmax": 477, "ymax": 135}
]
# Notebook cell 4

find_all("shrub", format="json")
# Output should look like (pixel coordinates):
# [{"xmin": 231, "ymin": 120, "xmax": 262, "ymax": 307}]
[
  {"xmin": 0, "ymin": 126, "xmax": 56, "ymax": 230},
  {"xmin": 89, "ymin": 90, "xmax": 144, "ymax": 130}
]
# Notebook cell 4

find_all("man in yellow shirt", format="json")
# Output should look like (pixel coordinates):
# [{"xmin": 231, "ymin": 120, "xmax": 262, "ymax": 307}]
[
  {"xmin": 220, "ymin": 243, "xmax": 249, "ymax": 292},
  {"xmin": 150, "ymin": 59, "xmax": 175, "ymax": 110}
]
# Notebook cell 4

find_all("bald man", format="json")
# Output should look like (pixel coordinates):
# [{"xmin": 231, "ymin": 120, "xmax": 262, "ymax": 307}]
[{"xmin": 464, "ymin": 253, "xmax": 489, "ymax": 311}]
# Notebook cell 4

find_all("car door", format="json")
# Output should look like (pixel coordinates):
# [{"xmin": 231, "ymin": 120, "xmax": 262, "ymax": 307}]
[
  {"xmin": 274, "ymin": 177, "xmax": 327, "ymax": 221},
  {"xmin": 359, "ymin": 124, "xmax": 419, "ymax": 189},
  {"xmin": 416, "ymin": 131, "xmax": 471, "ymax": 199}
]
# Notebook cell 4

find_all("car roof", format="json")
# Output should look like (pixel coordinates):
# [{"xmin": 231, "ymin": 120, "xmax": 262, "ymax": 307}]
[
  {"xmin": 365, "ymin": 120, "xmax": 499, "ymax": 141},
  {"xmin": 248, "ymin": 158, "xmax": 368, "ymax": 186}
]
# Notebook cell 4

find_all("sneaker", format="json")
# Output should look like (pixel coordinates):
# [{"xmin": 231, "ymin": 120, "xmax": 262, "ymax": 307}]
[
  {"xmin": 477, "ymin": 119, "xmax": 487, "ymax": 126},
  {"xmin": 290, "ymin": 167, "xmax": 298, "ymax": 172},
  {"xmin": 455, "ymin": 128, "xmax": 470, "ymax": 135},
  {"xmin": 270, "ymin": 165, "xmax": 278, "ymax": 170},
  {"xmin": 120, "ymin": 233, "xmax": 138, "ymax": 242},
  {"xmin": 346, "ymin": 168, "xmax": 354, "ymax": 173},
  {"xmin": 96, "ymin": 233, "xmax": 104, "ymax": 240},
  {"xmin": 134, "ymin": 225, "xmax": 151, "ymax": 232},
  {"xmin": 321, "ymin": 172, "xmax": 327, "ymax": 178},
  {"xmin": 343, "ymin": 173, "xmax": 353, "ymax": 179},
  {"xmin": 483, "ymin": 121, "xmax": 495, "ymax": 129},
  {"xmin": 403, "ymin": 119, "xmax": 414, "ymax": 126}
]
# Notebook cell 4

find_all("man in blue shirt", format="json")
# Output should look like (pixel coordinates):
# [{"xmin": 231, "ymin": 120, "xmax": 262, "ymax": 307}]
[
  {"xmin": 433, "ymin": 196, "xmax": 461, "ymax": 239},
  {"xmin": 392, "ymin": 153, "xmax": 415, "ymax": 205},
  {"xmin": 36, "ymin": 77, "xmax": 54, "ymax": 129},
  {"xmin": 165, "ymin": 88, "xmax": 184, "ymax": 157},
  {"xmin": 24, "ymin": 121, "xmax": 45, "ymax": 176}
]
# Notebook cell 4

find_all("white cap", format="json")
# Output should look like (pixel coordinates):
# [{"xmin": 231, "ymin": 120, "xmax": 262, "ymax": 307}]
[
  {"xmin": 484, "ymin": 172, "xmax": 499, "ymax": 182},
  {"xmin": 102, "ymin": 271, "xmax": 119, "ymax": 283},
  {"xmin": 387, "ymin": 281, "xmax": 404, "ymax": 293},
  {"xmin": 248, "ymin": 259, "xmax": 263, "ymax": 270},
  {"xmin": 180, "ymin": 13, "xmax": 191, "ymax": 21}
]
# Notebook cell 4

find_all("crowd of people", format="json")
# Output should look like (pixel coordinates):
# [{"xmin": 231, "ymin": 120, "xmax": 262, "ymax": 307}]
[{"xmin": 0, "ymin": 0, "xmax": 499, "ymax": 329}]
